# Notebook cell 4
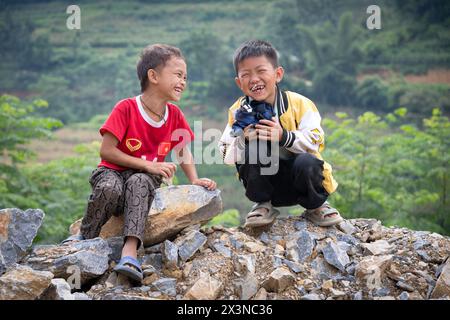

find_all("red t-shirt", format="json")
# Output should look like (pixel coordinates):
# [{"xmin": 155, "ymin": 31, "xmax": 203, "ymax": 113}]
[{"xmin": 98, "ymin": 95, "xmax": 194, "ymax": 171}]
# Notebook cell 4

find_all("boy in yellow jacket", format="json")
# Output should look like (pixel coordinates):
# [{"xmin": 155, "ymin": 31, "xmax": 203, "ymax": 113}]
[{"xmin": 219, "ymin": 40, "xmax": 343, "ymax": 228}]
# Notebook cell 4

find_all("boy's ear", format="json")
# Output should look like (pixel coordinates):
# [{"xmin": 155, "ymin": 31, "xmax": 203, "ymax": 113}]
[
  {"xmin": 275, "ymin": 66, "xmax": 285, "ymax": 83},
  {"xmin": 147, "ymin": 69, "xmax": 158, "ymax": 85}
]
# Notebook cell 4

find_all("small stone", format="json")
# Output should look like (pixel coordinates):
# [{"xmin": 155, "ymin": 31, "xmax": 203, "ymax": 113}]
[
  {"xmin": 243, "ymin": 241, "xmax": 265, "ymax": 253},
  {"xmin": 431, "ymin": 258, "xmax": 450, "ymax": 299},
  {"xmin": 286, "ymin": 230, "xmax": 315, "ymax": 263},
  {"xmin": 301, "ymin": 293, "xmax": 321, "ymax": 300},
  {"xmin": 253, "ymin": 288, "xmax": 267, "ymax": 300},
  {"xmin": 282, "ymin": 259, "xmax": 304, "ymax": 273},
  {"xmin": 373, "ymin": 287, "xmax": 390, "ymax": 297},
  {"xmin": 140, "ymin": 286, "xmax": 151, "ymax": 293},
  {"xmin": 337, "ymin": 220, "xmax": 356, "ymax": 235},
  {"xmin": 416, "ymin": 250, "xmax": 432, "ymax": 262},
  {"xmin": 144, "ymin": 243, "xmax": 162, "ymax": 254},
  {"xmin": 229, "ymin": 236, "xmax": 243, "ymax": 249},
  {"xmin": 353, "ymin": 291, "xmax": 363, "ymax": 300},
  {"xmin": 152, "ymin": 278, "xmax": 177, "ymax": 297},
  {"xmin": 142, "ymin": 254, "xmax": 163, "ymax": 271},
  {"xmin": 398, "ymin": 291, "xmax": 409, "ymax": 300},
  {"xmin": 355, "ymin": 255, "xmax": 393, "ymax": 287},
  {"xmin": 321, "ymin": 280, "xmax": 333, "ymax": 291},
  {"xmin": 161, "ymin": 240, "xmax": 178, "ymax": 270},
  {"xmin": 322, "ymin": 241, "xmax": 350, "ymax": 272},
  {"xmin": 262, "ymin": 267, "xmax": 295, "ymax": 293},
  {"xmin": 41, "ymin": 278, "xmax": 74, "ymax": 300},
  {"xmin": 235, "ymin": 273, "xmax": 259, "ymax": 300},
  {"xmin": 294, "ymin": 220, "xmax": 308, "ymax": 231},
  {"xmin": 178, "ymin": 231, "xmax": 207, "ymax": 261},
  {"xmin": 184, "ymin": 272, "xmax": 223, "ymax": 300},
  {"xmin": 73, "ymin": 292, "xmax": 91, "ymax": 300},
  {"xmin": 360, "ymin": 240, "xmax": 393, "ymax": 256},
  {"xmin": 259, "ymin": 232, "xmax": 270, "ymax": 245},
  {"xmin": 233, "ymin": 254, "xmax": 256, "ymax": 275},
  {"xmin": 211, "ymin": 241, "xmax": 232, "ymax": 258},
  {"xmin": 143, "ymin": 266, "xmax": 157, "ymax": 277},
  {"xmin": 396, "ymin": 281, "xmax": 415, "ymax": 292}
]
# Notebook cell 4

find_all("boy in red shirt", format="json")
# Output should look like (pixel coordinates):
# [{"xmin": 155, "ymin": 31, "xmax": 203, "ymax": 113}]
[{"xmin": 63, "ymin": 44, "xmax": 216, "ymax": 282}]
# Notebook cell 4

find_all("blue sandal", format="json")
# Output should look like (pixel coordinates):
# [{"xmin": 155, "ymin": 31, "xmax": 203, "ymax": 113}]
[{"xmin": 114, "ymin": 256, "xmax": 143, "ymax": 283}]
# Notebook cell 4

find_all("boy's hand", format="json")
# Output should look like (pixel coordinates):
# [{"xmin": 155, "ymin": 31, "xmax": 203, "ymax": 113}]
[
  {"xmin": 142, "ymin": 160, "xmax": 177, "ymax": 179},
  {"xmin": 255, "ymin": 117, "xmax": 283, "ymax": 141},
  {"xmin": 243, "ymin": 125, "xmax": 258, "ymax": 141},
  {"xmin": 192, "ymin": 178, "xmax": 217, "ymax": 190}
]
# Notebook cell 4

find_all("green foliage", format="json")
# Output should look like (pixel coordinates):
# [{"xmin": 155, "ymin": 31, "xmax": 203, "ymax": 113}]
[
  {"xmin": 0, "ymin": 95, "xmax": 62, "ymax": 209},
  {"xmin": 207, "ymin": 209, "xmax": 241, "ymax": 228},
  {"xmin": 323, "ymin": 108, "xmax": 450, "ymax": 234}
]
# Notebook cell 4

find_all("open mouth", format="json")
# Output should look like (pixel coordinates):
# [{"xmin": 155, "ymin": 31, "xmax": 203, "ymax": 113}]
[
  {"xmin": 250, "ymin": 84, "xmax": 265, "ymax": 94},
  {"xmin": 174, "ymin": 87, "xmax": 183, "ymax": 93}
]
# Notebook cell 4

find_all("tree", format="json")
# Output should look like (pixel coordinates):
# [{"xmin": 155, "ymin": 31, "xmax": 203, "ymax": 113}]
[{"xmin": 0, "ymin": 95, "xmax": 62, "ymax": 208}]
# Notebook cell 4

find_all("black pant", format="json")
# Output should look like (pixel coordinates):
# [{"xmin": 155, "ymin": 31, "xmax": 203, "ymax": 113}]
[{"xmin": 236, "ymin": 142, "xmax": 329, "ymax": 210}]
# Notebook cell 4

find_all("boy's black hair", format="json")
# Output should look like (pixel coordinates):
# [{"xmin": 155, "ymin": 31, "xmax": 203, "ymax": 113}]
[
  {"xmin": 233, "ymin": 40, "xmax": 279, "ymax": 75},
  {"xmin": 137, "ymin": 44, "xmax": 184, "ymax": 92}
]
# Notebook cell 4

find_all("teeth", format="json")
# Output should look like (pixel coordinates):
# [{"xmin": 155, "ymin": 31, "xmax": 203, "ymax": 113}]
[{"xmin": 251, "ymin": 85, "xmax": 264, "ymax": 92}]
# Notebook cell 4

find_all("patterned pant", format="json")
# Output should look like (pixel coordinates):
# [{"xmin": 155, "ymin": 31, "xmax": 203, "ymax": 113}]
[{"xmin": 80, "ymin": 166, "xmax": 162, "ymax": 247}]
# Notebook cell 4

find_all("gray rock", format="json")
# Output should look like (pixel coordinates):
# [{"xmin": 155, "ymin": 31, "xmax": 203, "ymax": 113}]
[
  {"xmin": 73, "ymin": 292, "xmax": 91, "ymax": 300},
  {"xmin": 286, "ymin": 230, "xmax": 315, "ymax": 263},
  {"xmin": 178, "ymin": 231, "xmax": 207, "ymax": 262},
  {"xmin": 282, "ymin": 259, "xmax": 304, "ymax": 273},
  {"xmin": 336, "ymin": 234, "xmax": 359, "ymax": 246},
  {"xmin": 229, "ymin": 235, "xmax": 243, "ymax": 250},
  {"xmin": 353, "ymin": 291, "xmax": 363, "ymax": 300},
  {"xmin": 211, "ymin": 240, "xmax": 232, "ymax": 258},
  {"xmin": 0, "ymin": 208, "xmax": 45, "ymax": 275},
  {"xmin": 152, "ymin": 278, "xmax": 177, "ymax": 297},
  {"xmin": 416, "ymin": 250, "xmax": 432, "ymax": 262},
  {"xmin": 262, "ymin": 267, "xmax": 295, "ymax": 293},
  {"xmin": 24, "ymin": 238, "xmax": 111, "ymax": 284},
  {"xmin": 273, "ymin": 255, "xmax": 283, "ymax": 268},
  {"xmin": 373, "ymin": 287, "xmax": 390, "ymax": 297},
  {"xmin": 235, "ymin": 273, "xmax": 259, "ymax": 300},
  {"xmin": 301, "ymin": 293, "xmax": 321, "ymax": 300},
  {"xmin": 311, "ymin": 256, "xmax": 342, "ymax": 280},
  {"xmin": 106, "ymin": 237, "xmax": 124, "ymax": 263},
  {"xmin": 360, "ymin": 240, "xmax": 393, "ymax": 256},
  {"xmin": 413, "ymin": 237, "xmax": 429, "ymax": 250},
  {"xmin": 398, "ymin": 291, "xmax": 410, "ymax": 300},
  {"xmin": 41, "ymin": 278, "xmax": 75, "ymax": 300},
  {"xmin": 145, "ymin": 243, "xmax": 162, "ymax": 254},
  {"xmin": 0, "ymin": 264, "xmax": 54, "ymax": 300},
  {"xmin": 233, "ymin": 254, "xmax": 256, "ymax": 275},
  {"xmin": 337, "ymin": 241, "xmax": 352, "ymax": 254},
  {"xmin": 431, "ymin": 257, "xmax": 450, "ymax": 299},
  {"xmin": 142, "ymin": 253, "xmax": 163, "ymax": 271},
  {"xmin": 396, "ymin": 281, "xmax": 414, "ymax": 292},
  {"xmin": 294, "ymin": 220, "xmax": 308, "ymax": 231},
  {"xmin": 161, "ymin": 240, "xmax": 178, "ymax": 270},
  {"xmin": 322, "ymin": 241, "xmax": 350, "ymax": 272},
  {"xmin": 259, "ymin": 232, "xmax": 270, "ymax": 245},
  {"xmin": 337, "ymin": 220, "xmax": 357, "ymax": 235}
]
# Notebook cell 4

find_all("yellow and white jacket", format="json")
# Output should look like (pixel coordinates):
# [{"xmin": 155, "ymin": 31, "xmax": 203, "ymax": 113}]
[{"xmin": 218, "ymin": 89, "xmax": 338, "ymax": 194}]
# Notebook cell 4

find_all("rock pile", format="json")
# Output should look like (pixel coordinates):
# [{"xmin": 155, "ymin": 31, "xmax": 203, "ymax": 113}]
[{"xmin": 1, "ymin": 188, "xmax": 449, "ymax": 300}]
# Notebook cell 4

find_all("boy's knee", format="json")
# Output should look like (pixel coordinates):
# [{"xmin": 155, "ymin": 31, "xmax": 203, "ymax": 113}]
[
  {"xmin": 293, "ymin": 153, "xmax": 324, "ymax": 174},
  {"xmin": 96, "ymin": 181, "xmax": 122, "ymax": 200},
  {"xmin": 126, "ymin": 173, "xmax": 159, "ymax": 189}
]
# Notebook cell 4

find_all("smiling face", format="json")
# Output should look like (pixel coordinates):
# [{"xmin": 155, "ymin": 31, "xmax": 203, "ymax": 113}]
[
  {"xmin": 235, "ymin": 55, "xmax": 284, "ymax": 105},
  {"xmin": 151, "ymin": 57, "xmax": 187, "ymax": 102}
]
